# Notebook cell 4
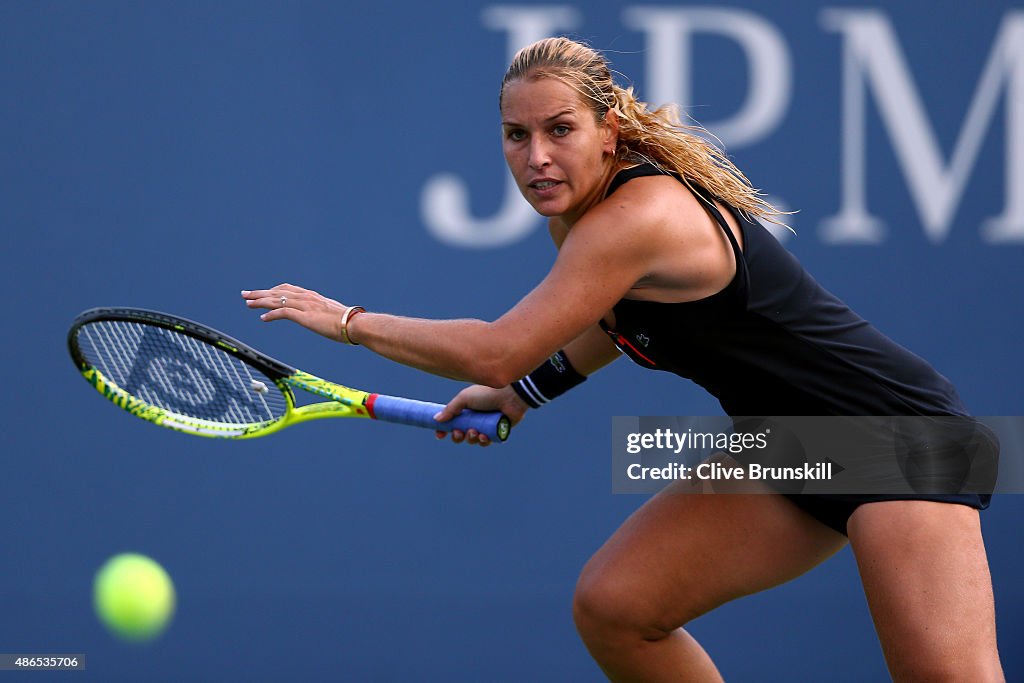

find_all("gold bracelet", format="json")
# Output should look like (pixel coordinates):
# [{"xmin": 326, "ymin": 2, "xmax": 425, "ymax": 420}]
[{"xmin": 340, "ymin": 306, "xmax": 365, "ymax": 345}]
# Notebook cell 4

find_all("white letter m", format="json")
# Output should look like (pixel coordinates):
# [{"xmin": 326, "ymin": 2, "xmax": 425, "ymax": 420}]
[{"xmin": 822, "ymin": 10, "xmax": 1024, "ymax": 243}]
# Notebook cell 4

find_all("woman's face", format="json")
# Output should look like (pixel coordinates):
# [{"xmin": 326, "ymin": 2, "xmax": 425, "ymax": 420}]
[{"xmin": 501, "ymin": 75, "xmax": 617, "ymax": 224}]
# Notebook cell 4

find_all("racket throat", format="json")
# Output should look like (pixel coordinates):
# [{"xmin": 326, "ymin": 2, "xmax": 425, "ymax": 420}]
[{"xmin": 284, "ymin": 371, "xmax": 374, "ymax": 417}]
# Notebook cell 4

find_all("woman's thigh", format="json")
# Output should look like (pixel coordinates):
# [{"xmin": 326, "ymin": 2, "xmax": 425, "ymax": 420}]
[
  {"xmin": 575, "ymin": 481, "xmax": 848, "ymax": 633},
  {"xmin": 847, "ymin": 500, "xmax": 1002, "ymax": 682}
]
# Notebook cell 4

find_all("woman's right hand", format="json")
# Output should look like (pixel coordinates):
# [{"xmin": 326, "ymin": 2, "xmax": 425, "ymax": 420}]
[{"xmin": 433, "ymin": 385, "xmax": 529, "ymax": 447}]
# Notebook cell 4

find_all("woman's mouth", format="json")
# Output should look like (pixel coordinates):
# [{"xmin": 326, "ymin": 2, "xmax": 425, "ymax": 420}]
[{"xmin": 529, "ymin": 179, "xmax": 562, "ymax": 192}]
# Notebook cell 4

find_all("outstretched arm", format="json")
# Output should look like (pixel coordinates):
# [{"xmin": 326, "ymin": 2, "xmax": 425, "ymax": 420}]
[
  {"xmin": 242, "ymin": 186, "xmax": 661, "ymax": 385},
  {"xmin": 242, "ymin": 175, "xmax": 711, "ymax": 386}
]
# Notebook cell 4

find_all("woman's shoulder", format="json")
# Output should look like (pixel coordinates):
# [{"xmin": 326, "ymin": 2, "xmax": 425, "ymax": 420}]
[
  {"xmin": 606, "ymin": 162, "xmax": 672, "ymax": 197},
  {"xmin": 600, "ymin": 165, "xmax": 710, "ymax": 228}
]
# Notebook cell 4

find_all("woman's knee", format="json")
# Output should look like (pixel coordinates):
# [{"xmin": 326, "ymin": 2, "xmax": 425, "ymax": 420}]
[{"xmin": 572, "ymin": 562, "xmax": 688, "ymax": 646}]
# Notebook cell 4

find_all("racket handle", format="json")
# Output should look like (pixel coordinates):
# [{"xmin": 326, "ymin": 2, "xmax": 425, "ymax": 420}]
[{"xmin": 369, "ymin": 394, "xmax": 511, "ymax": 442}]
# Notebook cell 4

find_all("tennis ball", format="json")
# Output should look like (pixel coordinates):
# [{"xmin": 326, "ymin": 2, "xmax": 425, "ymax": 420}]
[{"xmin": 93, "ymin": 553, "xmax": 176, "ymax": 642}]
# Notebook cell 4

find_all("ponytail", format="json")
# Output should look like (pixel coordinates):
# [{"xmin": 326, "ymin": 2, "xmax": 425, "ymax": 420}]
[{"xmin": 610, "ymin": 85, "xmax": 785, "ymax": 224}]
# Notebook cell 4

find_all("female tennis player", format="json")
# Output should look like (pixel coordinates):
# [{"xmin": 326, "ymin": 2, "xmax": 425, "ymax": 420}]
[{"xmin": 243, "ymin": 37, "xmax": 1003, "ymax": 682}]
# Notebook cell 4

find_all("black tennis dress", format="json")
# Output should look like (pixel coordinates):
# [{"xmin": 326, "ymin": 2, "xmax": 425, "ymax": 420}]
[{"xmin": 598, "ymin": 164, "xmax": 990, "ymax": 534}]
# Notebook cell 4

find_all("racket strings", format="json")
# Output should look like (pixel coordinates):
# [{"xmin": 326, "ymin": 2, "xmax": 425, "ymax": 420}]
[{"xmin": 77, "ymin": 320, "xmax": 288, "ymax": 425}]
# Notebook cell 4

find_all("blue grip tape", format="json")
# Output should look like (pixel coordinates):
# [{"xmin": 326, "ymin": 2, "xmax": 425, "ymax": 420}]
[{"xmin": 371, "ymin": 394, "xmax": 510, "ymax": 442}]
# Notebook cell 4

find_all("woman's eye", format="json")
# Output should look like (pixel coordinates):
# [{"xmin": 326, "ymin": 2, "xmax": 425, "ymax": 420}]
[
  {"xmin": 507, "ymin": 129, "xmax": 526, "ymax": 142},
  {"xmin": 552, "ymin": 125, "xmax": 570, "ymax": 137}
]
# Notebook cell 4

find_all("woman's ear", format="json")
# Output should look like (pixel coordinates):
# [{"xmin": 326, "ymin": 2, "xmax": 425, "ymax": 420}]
[{"xmin": 603, "ymin": 108, "xmax": 620, "ymax": 155}]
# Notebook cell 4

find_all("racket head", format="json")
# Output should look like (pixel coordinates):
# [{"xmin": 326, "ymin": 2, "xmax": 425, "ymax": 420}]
[{"xmin": 68, "ymin": 307, "xmax": 301, "ymax": 438}]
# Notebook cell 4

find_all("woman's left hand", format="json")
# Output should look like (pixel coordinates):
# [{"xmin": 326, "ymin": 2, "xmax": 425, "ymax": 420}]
[{"xmin": 242, "ymin": 283, "xmax": 351, "ymax": 343}]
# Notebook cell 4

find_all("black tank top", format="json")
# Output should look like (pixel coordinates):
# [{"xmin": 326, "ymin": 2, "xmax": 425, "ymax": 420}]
[{"xmin": 598, "ymin": 164, "xmax": 966, "ymax": 417}]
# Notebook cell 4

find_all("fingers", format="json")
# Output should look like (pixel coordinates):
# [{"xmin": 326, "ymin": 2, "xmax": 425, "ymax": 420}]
[
  {"xmin": 455, "ymin": 429, "xmax": 490, "ymax": 445},
  {"xmin": 243, "ymin": 287, "xmax": 301, "ymax": 309},
  {"xmin": 243, "ymin": 295, "xmax": 299, "ymax": 322},
  {"xmin": 242, "ymin": 284, "xmax": 333, "ymax": 322},
  {"xmin": 432, "ymin": 386, "xmax": 498, "ymax": 447},
  {"xmin": 244, "ymin": 283, "xmax": 307, "ymax": 296},
  {"xmin": 242, "ymin": 285, "xmax": 346, "ymax": 342},
  {"xmin": 243, "ymin": 296, "xmax": 285, "ymax": 312},
  {"xmin": 257, "ymin": 307, "xmax": 300, "ymax": 323},
  {"xmin": 433, "ymin": 399, "xmax": 464, "ymax": 424},
  {"xmin": 433, "ymin": 403, "xmax": 492, "ymax": 447},
  {"xmin": 241, "ymin": 284, "xmax": 318, "ymax": 310},
  {"xmin": 241, "ymin": 284, "xmax": 302, "ymax": 300},
  {"xmin": 438, "ymin": 428, "xmax": 491, "ymax": 447},
  {"xmin": 241, "ymin": 288, "xmax": 308, "ymax": 323}
]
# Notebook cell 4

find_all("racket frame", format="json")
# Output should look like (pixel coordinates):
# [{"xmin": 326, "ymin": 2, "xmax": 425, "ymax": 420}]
[{"xmin": 68, "ymin": 307, "xmax": 510, "ymax": 441}]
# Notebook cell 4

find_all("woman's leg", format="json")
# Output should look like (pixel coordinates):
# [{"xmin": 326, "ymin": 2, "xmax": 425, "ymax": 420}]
[
  {"xmin": 847, "ymin": 500, "xmax": 1003, "ymax": 682},
  {"xmin": 574, "ymin": 482, "xmax": 847, "ymax": 682}
]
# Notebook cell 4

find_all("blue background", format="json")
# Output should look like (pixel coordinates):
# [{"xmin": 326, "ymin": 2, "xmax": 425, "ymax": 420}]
[{"xmin": 2, "ymin": 1, "xmax": 1021, "ymax": 681}]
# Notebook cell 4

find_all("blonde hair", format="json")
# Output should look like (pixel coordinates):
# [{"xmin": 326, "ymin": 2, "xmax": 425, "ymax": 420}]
[{"xmin": 500, "ymin": 37, "xmax": 786, "ymax": 223}]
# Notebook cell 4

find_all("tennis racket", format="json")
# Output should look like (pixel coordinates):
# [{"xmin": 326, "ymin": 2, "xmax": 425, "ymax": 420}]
[{"xmin": 68, "ymin": 307, "xmax": 511, "ymax": 442}]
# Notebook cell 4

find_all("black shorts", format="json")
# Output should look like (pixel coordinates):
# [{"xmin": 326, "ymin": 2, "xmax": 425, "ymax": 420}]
[
  {"xmin": 740, "ymin": 416, "xmax": 999, "ymax": 535},
  {"xmin": 784, "ymin": 493, "xmax": 992, "ymax": 536}
]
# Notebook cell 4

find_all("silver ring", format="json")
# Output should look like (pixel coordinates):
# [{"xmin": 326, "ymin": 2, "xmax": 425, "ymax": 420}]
[{"xmin": 280, "ymin": 296, "xmax": 288, "ymax": 306}]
